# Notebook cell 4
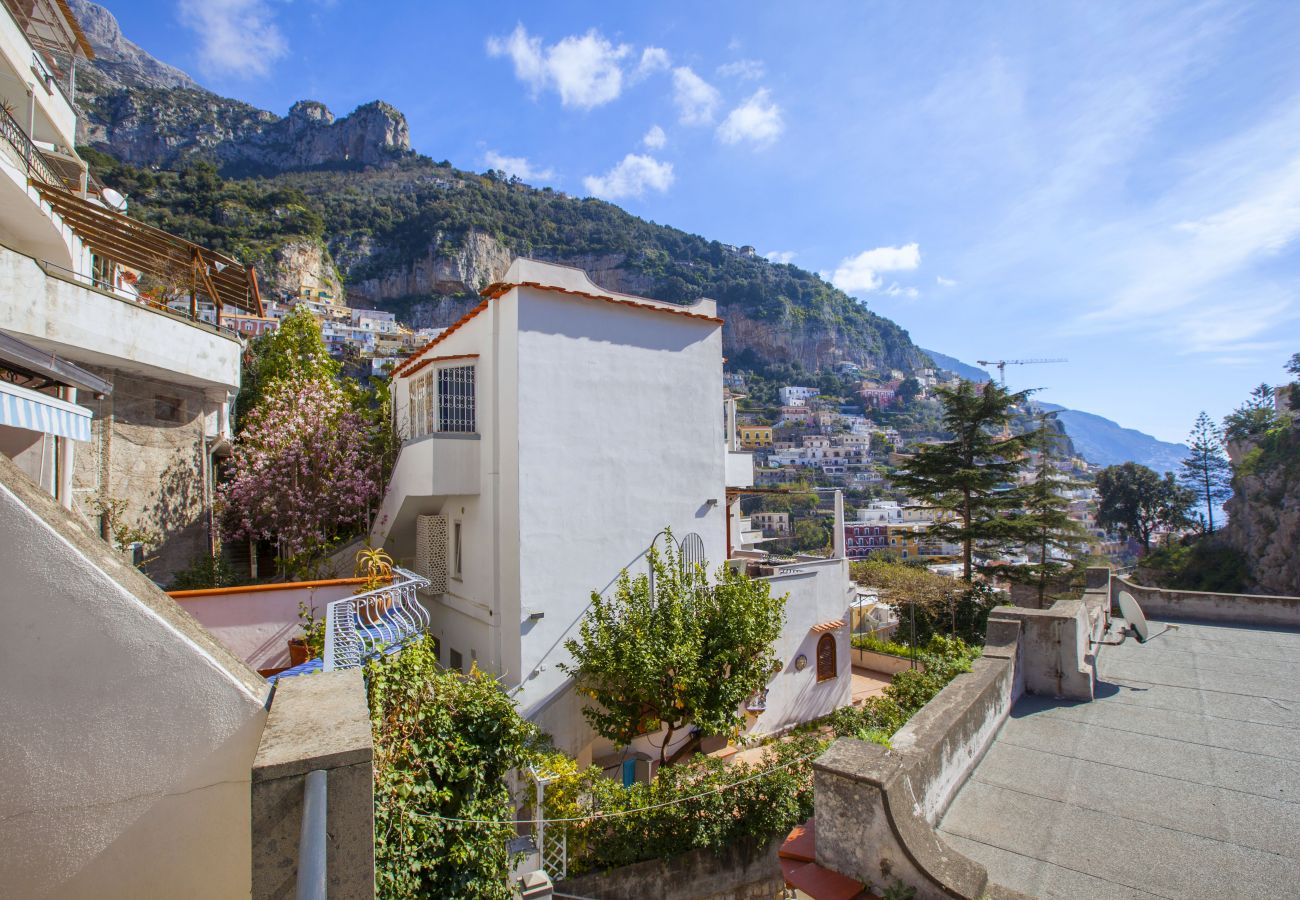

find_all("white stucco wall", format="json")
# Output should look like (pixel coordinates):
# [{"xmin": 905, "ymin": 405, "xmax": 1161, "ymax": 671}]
[
  {"xmin": 510, "ymin": 287, "xmax": 725, "ymax": 749},
  {"xmin": 748, "ymin": 557, "xmax": 854, "ymax": 736},
  {"xmin": 0, "ymin": 454, "xmax": 268, "ymax": 899},
  {"xmin": 0, "ymin": 10, "xmax": 78, "ymax": 149}
]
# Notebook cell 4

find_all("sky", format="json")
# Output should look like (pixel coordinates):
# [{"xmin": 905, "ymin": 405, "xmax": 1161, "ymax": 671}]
[{"xmin": 106, "ymin": 0, "xmax": 1300, "ymax": 443}]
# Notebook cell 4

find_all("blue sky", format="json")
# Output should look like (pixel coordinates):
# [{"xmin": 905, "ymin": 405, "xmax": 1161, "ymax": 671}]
[{"xmin": 111, "ymin": 1, "xmax": 1300, "ymax": 442}]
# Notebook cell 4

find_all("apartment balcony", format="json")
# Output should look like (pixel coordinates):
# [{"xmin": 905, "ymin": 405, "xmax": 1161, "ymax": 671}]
[
  {"xmin": 370, "ymin": 431, "xmax": 481, "ymax": 558},
  {"xmin": 725, "ymin": 447, "xmax": 754, "ymax": 488},
  {"xmin": 0, "ymin": 0, "xmax": 88, "ymax": 155},
  {"xmin": 0, "ymin": 238, "xmax": 246, "ymax": 390}
]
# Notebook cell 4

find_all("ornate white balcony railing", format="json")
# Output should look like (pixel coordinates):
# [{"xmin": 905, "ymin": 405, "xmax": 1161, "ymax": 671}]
[{"xmin": 322, "ymin": 566, "xmax": 432, "ymax": 672}]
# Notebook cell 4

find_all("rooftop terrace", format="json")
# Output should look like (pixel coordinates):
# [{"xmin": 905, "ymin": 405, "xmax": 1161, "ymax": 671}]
[{"xmin": 939, "ymin": 618, "xmax": 1300, "ymax": 899}]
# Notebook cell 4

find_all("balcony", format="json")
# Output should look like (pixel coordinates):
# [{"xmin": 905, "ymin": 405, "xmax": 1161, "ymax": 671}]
[
  {"xmin": 369, "ymin": 431, "xmax": 481, "ymax": 557},
  {"xmin": 0, "ymin": 0, "xmax": 90, "ymax": 152},
  {"xmin": 0, "ymin": 240, "xmax": 243, "ymax": 390},
  {"xmin": 725, "ymin": 447, "xmax": 754, "ymax": 488}
]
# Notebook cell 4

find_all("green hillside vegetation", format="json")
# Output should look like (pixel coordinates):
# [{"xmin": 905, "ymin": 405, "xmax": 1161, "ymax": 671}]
[
  {"xmin": 79, "ymin": 148, "xmax": 324, "ymax": 268},
  {"xmin": 79, "ymin": 148, "xmax": 922, "ymax": 372}
]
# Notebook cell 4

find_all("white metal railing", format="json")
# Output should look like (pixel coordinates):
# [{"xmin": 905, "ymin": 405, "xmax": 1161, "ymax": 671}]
[{"xmin": 322, "ymin": 566, "xmax": 432, "ymax": 672}]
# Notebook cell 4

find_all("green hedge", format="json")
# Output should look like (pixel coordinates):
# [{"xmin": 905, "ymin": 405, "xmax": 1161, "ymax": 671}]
[
  {"xmin": 549, "ymin": 634, "xmax": 979, "ymax": 875},
  {"xmin": 850, "ymin": 633, "xmax": 916, "ymax": 658}
]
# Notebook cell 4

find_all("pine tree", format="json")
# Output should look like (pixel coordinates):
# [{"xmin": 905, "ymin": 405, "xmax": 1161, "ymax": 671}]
[
  {"xmin": 1179, "ymin": 412, "xmax": 1232, "ymax": 532},
  {"xmin": 892, "ymin": 380, "xmax": 1033, "ymax": 581},
  {"xmin": 1004, "ymin": 418, "xmax": 1092, "ymax": 604},
  {"xmin": 1222, "ymin": 383, "xmax": 1278, "ymax": 443}
]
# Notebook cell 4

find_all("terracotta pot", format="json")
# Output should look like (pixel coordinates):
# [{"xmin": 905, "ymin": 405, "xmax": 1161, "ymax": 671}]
[{"xmin": 288, "ymin": 637, "xmax": 311, "ymax": 666}]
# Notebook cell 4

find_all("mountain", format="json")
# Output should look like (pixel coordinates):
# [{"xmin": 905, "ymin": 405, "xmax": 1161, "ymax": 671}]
[
  {"xmin": 70, "ymin": 0, "xmax": 198, "ymax": 91},
  {"xmin": 67, "ymin": 1, "xmax": 924, "ymax": 375},
  {"xmin": 1034, "ymin": 403, "xmax": 1188, "ymax": 474},
  {"xmin": 69, "ymin": 0, "xmax": 411, "ymax": 173},
  {"xmin": 921, "ymin": 348, "xmax": 990, "ymax": 382}
]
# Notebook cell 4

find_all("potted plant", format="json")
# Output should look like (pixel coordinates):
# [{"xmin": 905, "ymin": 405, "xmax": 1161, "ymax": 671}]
[
  {"xmin": 291, "ymin": 601, "xmax": 325, "ymax": 664},
  {"xmin": 354, "ymin": 547, "xmax": 395, "ymax": 625}
]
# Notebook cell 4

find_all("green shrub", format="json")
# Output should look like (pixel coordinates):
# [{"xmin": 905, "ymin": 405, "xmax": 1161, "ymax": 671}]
[
  {"xmin": 850, "ymin": 634, "xmax": 915, "ymax": 658},
  {"xmin": 366, "ymin": 638, "xmax": 537, "ymax": 899},
  {"xmin": 1139, "ymin": 539, "xmax": 1250, "ymax": 593},
  {"xmin": 550, "ymin": 732, "xmax": 826, "ymax": 875},
  {"xmin": 169, "ymin": 552, "xmax": 239, "ymax": 590},
  {"xmin": 548, "ymin": 633, "xmax": 978, "ymax": 875}
]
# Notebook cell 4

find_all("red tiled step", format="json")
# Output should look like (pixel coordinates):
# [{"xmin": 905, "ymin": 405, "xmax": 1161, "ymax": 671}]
[
  {"xmin": 780, "ymin": 818, "xmax": 875, "ymax": 900},
  {"xmin": 785, "ymin": 860, "xmax": 871, "ymax": 900},
  {"xmin": 780, "ymin": 818, "xmax": 816, "ymax": 863}
]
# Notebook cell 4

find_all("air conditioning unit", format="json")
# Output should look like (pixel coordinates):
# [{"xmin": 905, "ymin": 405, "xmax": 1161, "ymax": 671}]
[{"xmin": 415, "ymin": 514, "xmax": 449, "ymax": 593}]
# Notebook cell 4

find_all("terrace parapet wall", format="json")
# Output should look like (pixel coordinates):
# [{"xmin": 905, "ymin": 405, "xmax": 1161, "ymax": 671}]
[
  {"xmin": 1112, "ymin": 576, "xmax": 1300, "ymax": 628},
  {"xmin": 812, "ymin": 588, "xmax": 1111, "ymax": 899},
  {"xmin": 252, "ymin": 668, "xmax": 375, "ymax": 900},
  {"xmin": 812, "ymin": 618, "xmax": 1026, "ymax": 900}
]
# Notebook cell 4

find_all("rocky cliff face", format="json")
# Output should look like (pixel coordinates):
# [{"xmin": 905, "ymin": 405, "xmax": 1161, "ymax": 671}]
[
  {"xmin": 71, "ymin": 2, "xmax": 411, "ymax": 173},
  {"xmin": 69, "ymin": 0, "xmax": 198, "ymax": 91},
  {"xmin": 267, "ymin": 240, "xmax": 344, "ymax": 299},
  {"xmin": 347, "ymin": 229, "xmax": 514, "ymax": 302},
  {"xmin": 1223, "ymin": 428, "xmax": 1300, "ymax": 595}
]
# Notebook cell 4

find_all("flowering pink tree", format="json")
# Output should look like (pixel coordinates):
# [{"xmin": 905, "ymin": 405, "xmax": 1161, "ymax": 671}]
[{"xmin": 220, "ymin": 377, "xmax": 381, "ymax": 578}]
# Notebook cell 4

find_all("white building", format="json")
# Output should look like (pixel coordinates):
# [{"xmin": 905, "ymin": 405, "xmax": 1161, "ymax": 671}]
[
  {"xmin": 375, "ymin": 259, "xmax": 852, "ymax": 761},
  {"xmin": 0, "ymin": 3, "xmax": 273, "ymax": 895},
  {"xmin": 351, "ymin": 307, "xmax": 399, "ymax": 334},
  {"xmin": 780, "ymin": 385, "xmax": 818, "ymax": 406},
  {"xmin": 0, "ymin": 0, "xmax": 256, "ymax": 579}
]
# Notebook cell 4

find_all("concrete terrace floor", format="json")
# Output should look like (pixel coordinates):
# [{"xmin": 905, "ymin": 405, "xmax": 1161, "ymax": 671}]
[{"xmin": 938, "ymin": 619, "xmax": 1300, "ymax": 899}]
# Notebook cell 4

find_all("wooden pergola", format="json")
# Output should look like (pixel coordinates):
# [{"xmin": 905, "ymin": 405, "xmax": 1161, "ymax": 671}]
[{"xmin": 33, "ymin": 181, "xmax": 264, "ymax": 319}]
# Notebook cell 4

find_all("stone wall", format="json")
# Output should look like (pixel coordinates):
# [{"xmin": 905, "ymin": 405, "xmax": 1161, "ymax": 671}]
[
  {"xmin": 554, "ymin": 835, "xmax": 783, "ymax": 900},
  {"xmin": 252, "ymin": 668, "xmax": 375, "ymax": 900},
  {"xmin": 811, "ymin": 618, "xmax": 1024, "ymax": 900},
  {"xmin": 850, "ymin": 646, "xmax": 924, "ymax": 675},
  {"xmin": 1113, "ymin": 577, "xmax": 1300, "ymax": 628},
  {"xmin": 71, "ymin": 367, "xmax": 221, "ymax": 583}
]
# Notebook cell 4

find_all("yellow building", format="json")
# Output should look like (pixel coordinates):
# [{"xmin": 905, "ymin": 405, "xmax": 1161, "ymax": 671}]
[
  {"xmin": 886, "ymin": 524, "xmax": 922, "ymax": 559},
  {"xmin": 739, "ymin": 425, "xmax": 774, "ymax": 449}
]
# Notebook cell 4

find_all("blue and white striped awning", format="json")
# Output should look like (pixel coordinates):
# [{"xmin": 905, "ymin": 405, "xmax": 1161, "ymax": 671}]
[{"xmin": 0, "ymin": 380, "xmax": 92, "ymax": 442}]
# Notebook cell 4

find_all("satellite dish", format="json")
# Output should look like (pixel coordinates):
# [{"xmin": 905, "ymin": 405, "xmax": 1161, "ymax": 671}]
[
  {"xmin": 101, "ymin": 188, "xmax": 128, "ymax": 212},
  {"xmin": 1116, "ymin": 591, "xmax": 1150, "ymax": 643}
]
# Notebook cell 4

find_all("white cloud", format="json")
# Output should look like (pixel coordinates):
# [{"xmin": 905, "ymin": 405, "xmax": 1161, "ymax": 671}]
[
  {"xmin": 831, "ymin": 243, "xmax": 921, "ymax": 293},
  {"xmin": 485, "ymin": 24, "xmax": 546, "ymax": 88},
  {"xmin": 884, "ymin": 283, "xmax": 920, "ymax": 298},
  {"xmin": 583, "ymin": 154, "xmax": 675, "ymax": 200},
  {"xmin": 634, "ymin": 47, "xmax": 671, "ymax": 80},
  {"xmin": 642, "ymin": 125, "xmax": 667, "ymax": 149},
  {"xmin": 484, "ymin": 151, "xmax": 554, "ymax": 182},
  {"xmin": 717, "ymin": 59, "xmax": 765, "ymax": 80},
  {"xmin": 178, "ymin": 0, "xmax": 286, "ymax": 78},
  {"xmin": 487, "ymin": 24, "xmax": 630, "ymax": 109},
  {"xmin": 936, "ymin": 276, "xmax": 958, "ymax": 287},
  {"xmin": 765, "ymin": 250, "xmax": 796, "ymax": 264},
  {"xmin": 672, "ymin": 67, "xmax": 721, "ymax": 125},
  {"xmin": 717, "ymin": 88, "xmax": 784, "ymax": 146}
]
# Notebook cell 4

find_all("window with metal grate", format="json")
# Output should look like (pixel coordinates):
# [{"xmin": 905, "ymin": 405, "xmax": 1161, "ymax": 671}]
[{"xmin": 438, "ymin": 365, "xmax": 475, "ymax": 433}]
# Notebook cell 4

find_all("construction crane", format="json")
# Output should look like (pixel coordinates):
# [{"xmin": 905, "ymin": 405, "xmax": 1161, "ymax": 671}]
[{"xmin": 975, "ymin": 357, "xmax": 1068, "ymax": 385}]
